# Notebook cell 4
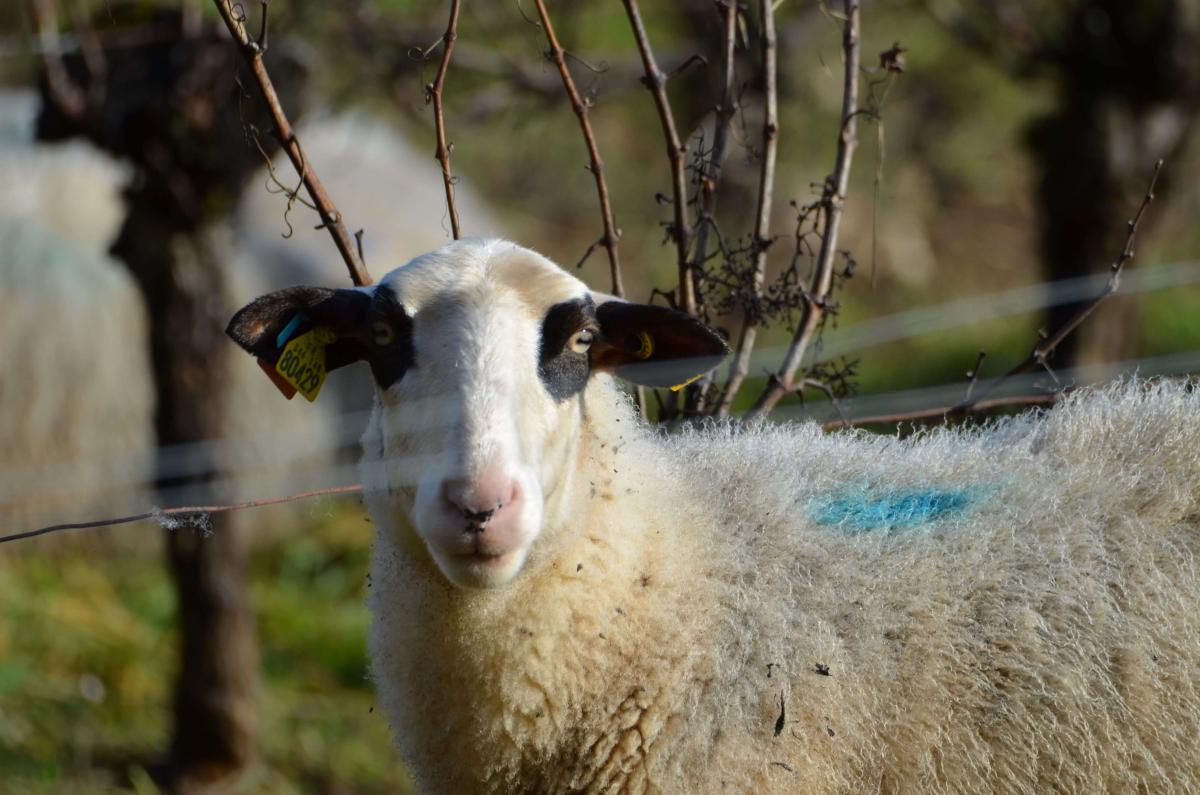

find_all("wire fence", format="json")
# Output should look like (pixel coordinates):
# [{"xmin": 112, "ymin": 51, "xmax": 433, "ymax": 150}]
[{"xmin": 3, "ymin": 262, "xmax": 1198, "ymax": 546}]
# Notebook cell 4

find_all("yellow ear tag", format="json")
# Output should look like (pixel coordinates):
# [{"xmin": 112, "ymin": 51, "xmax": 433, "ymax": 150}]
[
  {"xmin": 275, "ymin": 327, "xmax": 336, "ymax": 402},
  {"xmin": 669, "ymin": 373, "xmax": 704, "ymax": 392}
]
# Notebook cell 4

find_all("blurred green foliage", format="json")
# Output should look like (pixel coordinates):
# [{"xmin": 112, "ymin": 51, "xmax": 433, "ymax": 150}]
[{"xmin": 0, "ymin": 508, "xmax": 411, "ymax": 794}]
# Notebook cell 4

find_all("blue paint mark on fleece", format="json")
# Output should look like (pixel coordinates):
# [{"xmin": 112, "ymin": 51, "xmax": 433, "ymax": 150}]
[{"xmin": 812, "ymin": 489, "xmax": 971, "ymax": 531}]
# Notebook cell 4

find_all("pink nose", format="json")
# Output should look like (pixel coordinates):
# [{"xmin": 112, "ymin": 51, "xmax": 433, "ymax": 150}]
[{"xmin": 442, "ymin": 471, "xmax": 520, "ymax": 536}]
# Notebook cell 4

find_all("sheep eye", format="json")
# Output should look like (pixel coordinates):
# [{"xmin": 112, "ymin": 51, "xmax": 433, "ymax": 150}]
[
  {"xmin": 569, "ymin": 329, "xmax": 595, "ymax": 354},
  {"xmin": 371, "ymin": 321, "xmax": 396, "ymax": 347}
]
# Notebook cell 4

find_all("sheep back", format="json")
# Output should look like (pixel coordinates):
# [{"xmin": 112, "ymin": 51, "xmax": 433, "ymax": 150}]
[{"xmin": 369, "ymin": 379, "xmax": 1200, "ymax": 793}]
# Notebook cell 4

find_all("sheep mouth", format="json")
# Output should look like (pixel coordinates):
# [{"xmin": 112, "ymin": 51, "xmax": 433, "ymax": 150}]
[
  {"xmin": 434, "ymin": 544, "xmax": 528, "ymax": 588},
  {"xmin": 453, "ymin": 548, "xmax": 517, "ymax": 567},
  {"xmin": 421, "ymin": 525, "xmax": 535, "ymax": 587}
]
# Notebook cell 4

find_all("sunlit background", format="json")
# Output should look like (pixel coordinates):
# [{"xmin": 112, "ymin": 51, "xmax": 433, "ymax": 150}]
[{"xmin": 1, "ymin": 1, "xmax": 1199, "ymax": 792}]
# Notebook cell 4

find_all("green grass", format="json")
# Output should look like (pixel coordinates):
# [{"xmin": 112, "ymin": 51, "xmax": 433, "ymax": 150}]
[{"xmin": 0, "ymin": 508, "xmax": 411, "ymax": 795}]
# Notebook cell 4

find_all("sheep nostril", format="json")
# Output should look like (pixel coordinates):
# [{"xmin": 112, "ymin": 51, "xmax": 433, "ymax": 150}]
[
  {"xmin": 462, "ymin": 506, "xmax": 496, "ymax": 523},
  {"xmin": 460, "ymin": 505, "xmax": 498, "ymax": 536},
  {"xmin": 443, "ymin": 477, "xmax": 516, "ymax": 532}
]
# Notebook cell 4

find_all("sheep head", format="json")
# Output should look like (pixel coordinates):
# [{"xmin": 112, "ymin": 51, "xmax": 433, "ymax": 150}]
[{"xmin": 227, "ymin": 240, "xmax": 727, "ymax": 588}]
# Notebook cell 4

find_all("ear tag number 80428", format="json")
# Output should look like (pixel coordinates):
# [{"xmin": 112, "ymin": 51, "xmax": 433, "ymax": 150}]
[{"xmin": 275, "ymin": 327, "xmax": 336, "ymax": 402}]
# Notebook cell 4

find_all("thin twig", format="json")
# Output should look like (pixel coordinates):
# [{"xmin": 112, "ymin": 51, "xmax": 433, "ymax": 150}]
[
  {"xmin": 28, "ymin": 0, "xmax": 86, "ymax": 119},
  {"xmin": 69, "ymin": 2, "xmax": 107, "ymax": 110},
  {"xmin": 668, "ymin": 53, "xmax": 708, "ymax": 79},
  {"xmin": 716, "ymin": 0, "xmax": 778, "ymax": 415},
  {"xmin": 0, "ymin": 485, "xmax": 364, "ymax": 545},
  {"xmin": 795, "ymin": 378, "xmax": 849, "ymax": 426},
  {"xmin": 622, "ymin": 0, "xmax": 695, "ymax": 316},
  {"xmin": 425, "ymin": 0, "xmax": 462, "ymax": 240},
  {"xmin": 355, "ymin": 229, "xmax": 367, "ymax": 264},
  {"xmin": 747, "ymin": 0, "xmax": 859, "ymax": 422},
  {"xmin": 212, "ymin": 0, "xmax": 373, "ymax": 286},
  {"xmin": 532, "ymin": 0, "xmax": 624, "ymax": 298},
  {"xmin": 821, "ymin": 392, "xmax": 1063, "ymax": 431},
  {"xmin": 949, "ymin": 160, "xmax": 1164, "ymax": 415},
  {"xmin": 689, "ymin": 0, "xmax": 739, "ymax": 415},
  {"xmin": 962, "ymin": 350, "xmax": 987, "ymax": 403},
  {"xmin": 691, "ymin": 0, "xmax": 739, "ymax": 294},
  {"xmin": 248, "ymin": 125, "xmax": 318, "ymax": 238},
  {"xmin": 825, "ymin": 160, "xmax": 1164, "ymax": 429}
]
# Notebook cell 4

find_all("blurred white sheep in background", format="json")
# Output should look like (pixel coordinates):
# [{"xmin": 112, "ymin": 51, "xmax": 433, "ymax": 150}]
[
  {"xmin": 236, "ymin": 110, "xmax": 505, "ymax": 274},
  {"xmin": 0, "ymin": 91, "xmax": 505, "ymax": 537},
  {"xmin": 0, "ymin": 89, "xmax": 152, "ymax": 530}
]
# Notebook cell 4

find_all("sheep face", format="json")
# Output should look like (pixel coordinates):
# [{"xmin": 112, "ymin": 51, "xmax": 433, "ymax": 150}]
[
  {"xmin": 228, "ymin": 239, "xmax": 727, "ymax": 588},
  {"xmin": 372, "ymin": 245, "xmax": 586, "ymax": 588}
]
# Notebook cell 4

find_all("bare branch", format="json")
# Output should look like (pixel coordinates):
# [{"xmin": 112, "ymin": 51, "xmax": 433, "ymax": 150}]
[
  {"xmin": 0, "ymin": 485, "xmax": 364, "ymax": 545},
  {"xmin": 425, "ymin": 0, "xmax": 462, "ymax": 240},
  {"xmin": 746, "ymin": 0, "xmax": 860, "ymax": 422},
  {"xmin": 795, "ymin": 378, "xmax": 849, "ymax": 427},
  {"xmin": 821, "ymin": 392, "xmax": 1063, "ymax": 431},
  {"xmin": 255, "ymin": 0, "xmax": 270, "ymax": 50},
  {"xmin": 622, "ymin": 0, "xmax": 695, "ymax": 316},
  {"xmin": 688, "ymin": 1, "xmax": 739, "ymax": 415},
  {"xmin": 691, "ymin": 0, "xmax": 739, "ymax": 289},
  {"xmin": 532, "ymin": 0, "xmax": 624, "ymax": 297},
  {"xmin": 355, "ymin": 229, "xmax": 367, "ymax": 264},
  {"xmin": 247, "ymin": 124, "xmax": 318, "ymax": 238},
  {"xmin": 575, "ymin": 236, "xmax": 605, "ymax": 269},
  {"xmin": 69, "ymin": 2, "xmax": 108, "ymax": 110},
  {"xmin": 212, "ymin": 0, "xmax": 373, "ymax": 286},
  {"xmin": 28, "ymin": 0, "xmax": 86, "ymax": 119},
  {"xmin": 951, "ymin": 159, "xmax": 1164, "ymax": 414},
  {"xmin": 716, "ymin": 0, "xmax": 778, "ymax": 415},
  {"xmin": 962, "ymin": 350, "xmax": 987, "ymax": 403},
  {"xmin": 668, "ymin": 53, "xmax": 708, "ymax": 80},
  {"xmin": 821, "ymin": 159, "xmax": 1163, "ymax": 431}
]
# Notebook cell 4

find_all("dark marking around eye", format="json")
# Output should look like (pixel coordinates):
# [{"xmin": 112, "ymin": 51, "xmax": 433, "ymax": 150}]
[
  {"xmin": 367, "ymin": 286, "xmax": 415, "ymax": 389},
  {"xmin": 539, "ymin": 296, "xmax": 596, "ymax": 401}
]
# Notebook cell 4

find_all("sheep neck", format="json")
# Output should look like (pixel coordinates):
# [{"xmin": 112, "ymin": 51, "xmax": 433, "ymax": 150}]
[{"xmin": 367, "ymin": 379, "xmax": 718, "ymax": 788}]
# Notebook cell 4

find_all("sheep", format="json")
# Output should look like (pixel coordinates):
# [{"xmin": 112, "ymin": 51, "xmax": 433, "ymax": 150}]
[
  {"xmin": 228, "ymin": 238, "xmax": 1200, "ymax": 794},
  {"xmin": 0, "ymin": 216, "xmax": 154, "ymax": 529},
  {"xmin": 0, "ymin": 206, "xmax": 346, "ymax": 533},
  {"xmin": 0, "ymin": 109, "xmax": 153, "ymax": 530}
]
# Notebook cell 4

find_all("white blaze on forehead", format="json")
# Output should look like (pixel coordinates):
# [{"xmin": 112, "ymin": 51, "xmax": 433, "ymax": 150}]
[
  {"xmin": 447, "ymin": 288, "xmax": 532, "ymax": 475},
  {"xmin": 373, "ymin": 240, "xmax": 591, "ymax": 458}
]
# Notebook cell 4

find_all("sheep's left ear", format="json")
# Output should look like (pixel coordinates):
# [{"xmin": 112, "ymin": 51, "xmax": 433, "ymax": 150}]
[
  {"xmin": 226, "ymin": 285, "xmax": 376, "ymax": 400},
  {"xmin": 591, "ymin": 298, "xmax": 729, "ymax": 389},
  {"xmin": 226, "ymin": 285, "xmax": 374, "ymax": 368}
]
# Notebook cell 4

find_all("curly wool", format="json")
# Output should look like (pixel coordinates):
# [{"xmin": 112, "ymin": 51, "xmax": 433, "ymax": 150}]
[
  {"xmin": 367, "ymin": 378, "xmax": 1200, "ymax": 794},
  {"xmin": 0, "ymin": 217, "xmax": 154, "ymax": 529}
]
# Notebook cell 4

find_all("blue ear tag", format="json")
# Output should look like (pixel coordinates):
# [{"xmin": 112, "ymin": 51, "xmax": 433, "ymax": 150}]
[{"xmin": 276, "ymin": 313, "xmax": 306, "ymax": 348}]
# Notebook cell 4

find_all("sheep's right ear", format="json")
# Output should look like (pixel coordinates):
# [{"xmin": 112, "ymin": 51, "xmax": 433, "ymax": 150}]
[
  {"xmin": 227, "ymin": 286, "xmax": 373, "ymax": 398},
  {"xmin": 591, "ymin": 298, "xmax": 729, "ymax": 389}
]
